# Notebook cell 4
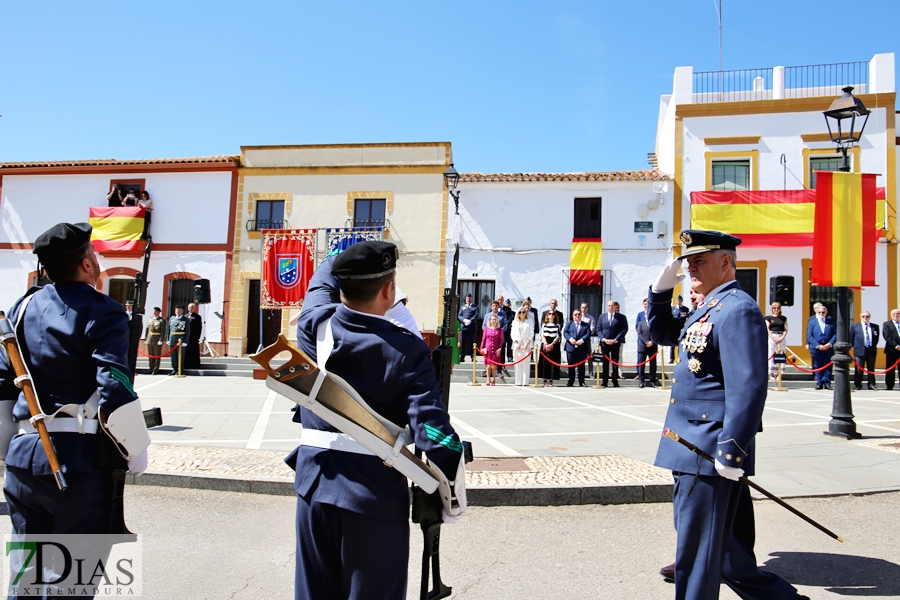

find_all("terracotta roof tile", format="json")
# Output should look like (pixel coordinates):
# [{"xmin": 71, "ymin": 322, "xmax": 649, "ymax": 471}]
[
  {"xmin": 460, "ymin": 169, "xmax": 670, "ymax": 183},
  {"xmin": 0, "ymin": 155, "xmax": 240, "ymax": 169}
]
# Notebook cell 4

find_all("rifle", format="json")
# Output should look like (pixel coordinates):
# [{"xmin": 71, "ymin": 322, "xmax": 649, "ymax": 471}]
[{"xmin": 412, "ymin": 243, "xmax": 473, "ymax": 600}]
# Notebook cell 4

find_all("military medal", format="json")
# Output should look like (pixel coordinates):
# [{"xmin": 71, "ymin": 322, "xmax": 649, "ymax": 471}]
[
  {"xmin": 681, "ymin": 321, "xmax": 713, "ymax": 354},
  {"xmin": 688, "ymin": 357, "xmax": 702, "ymax": 373}
]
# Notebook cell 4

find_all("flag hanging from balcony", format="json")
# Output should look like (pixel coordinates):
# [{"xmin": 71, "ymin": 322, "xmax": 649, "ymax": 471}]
[
  {"xmin": 88, "ymin": 207, "xmax": 146, "ymax": 252},
  {"xmin": 811, "ymin": 171, "xmax": 877, "ymax": 287},
  {"xmin": 690, "ymin": 187, "xmax": 885, "ymax": 247},
  {"xmin": 569, "ymin": 238, "xmax": 602, "ymax": 285},
  {"xmin": 261, "ymin": 229, "xmax": 316, "ymax": 309}
]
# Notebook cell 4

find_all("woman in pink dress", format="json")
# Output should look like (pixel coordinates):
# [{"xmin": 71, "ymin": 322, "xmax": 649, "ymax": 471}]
[{"xmin": 481, "ymin": 314, "xmax": 505, "ymax": 386}]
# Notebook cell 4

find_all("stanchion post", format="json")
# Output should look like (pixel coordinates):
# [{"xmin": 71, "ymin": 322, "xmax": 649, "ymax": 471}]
[
  {"xmin": 774, "ymin": 343, "xmax": 786, "ymax": 392},
  {"xmin": 659, "ymin": 347, "xmax": 669, "ymax": 390},
  {"xmin": 468, "ymin": 343, "xmax": 480, "ymax": 386},
  {"xmin": 591, "ymin": 345, "xmax": 603, "ymax": 389},
  {"xmin": 531, "ymin": 345, "xmax": 541, "ymax": 388},
  {"xmin": 175, "ymin": 339, "xmax": 186, "ymax": 378}
]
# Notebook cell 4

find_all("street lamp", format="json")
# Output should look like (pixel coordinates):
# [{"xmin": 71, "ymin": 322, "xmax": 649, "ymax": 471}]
[
  {"xmin": 443, "ymin": 163, "xmax": 461, "ymax": 214},
  {"xmin": 822, "ymin": 86, "xmax": 869, "ymax": 440}
]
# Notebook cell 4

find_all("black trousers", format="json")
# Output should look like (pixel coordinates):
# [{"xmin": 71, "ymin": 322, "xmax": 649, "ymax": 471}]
[
  {"xmin": 854, "ymin": 348, "xmax": 877, "ymax": 388},
  {"xmin": 600, "ymin": 343, "xmax": 621, "ymax": 384},
  {"xmin": 885, "ymin": 348, "xmax": 900, "ymax": 390},
  {"xmin": 638, "ymin": 344, "xmax": 658, "ymax": 384},
  {"xmin": 459, "ymin": 328, "xmax": 476, "ymax": 360}
]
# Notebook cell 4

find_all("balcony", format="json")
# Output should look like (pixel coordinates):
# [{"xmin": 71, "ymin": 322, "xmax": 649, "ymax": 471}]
[
  {"xmin": 692, "ymin": 60, "xmax": 870, "ymax": 103},
  {"xmin": 246, "ymin": 219, "xmax": 287, "ymax": 231},
  {"xmin": 345, "ymin": 218, "xmax": 391, "ymax": 230}
]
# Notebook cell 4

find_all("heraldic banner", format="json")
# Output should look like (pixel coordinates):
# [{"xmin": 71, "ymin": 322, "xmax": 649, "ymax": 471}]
[{"xmin": 261, "ymin": 229, "xmax": 316, "ymax": 309}]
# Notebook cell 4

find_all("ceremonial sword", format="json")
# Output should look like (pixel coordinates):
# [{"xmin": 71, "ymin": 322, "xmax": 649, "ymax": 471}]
[{"xmin": 663, "ymin": 428, "xmax": 844, "ymax": 543}]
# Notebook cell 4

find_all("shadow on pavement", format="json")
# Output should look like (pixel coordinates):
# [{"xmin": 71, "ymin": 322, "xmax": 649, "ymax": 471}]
[{"xmin": 763, "ymin": 552, "xmax": 900, "ymax": 596}]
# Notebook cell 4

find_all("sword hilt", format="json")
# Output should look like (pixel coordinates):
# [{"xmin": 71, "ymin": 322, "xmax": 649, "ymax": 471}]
[{"xmin": 249, "ymin": 334, "xmax": 316, "ymax": 382}]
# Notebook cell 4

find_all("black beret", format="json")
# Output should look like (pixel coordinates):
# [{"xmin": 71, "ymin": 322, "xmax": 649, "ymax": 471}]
[
  {"xmin": 33, "ymin": 222, "xmax": 92, "ymax": 257},
  {"xmin": 175, "ymin": 304, "xmax": 185, "ymax": 310},
  {"xmin": 332, "ymin": 241, "xmax": 398, "ymax": 280},
  {"xmin": 676, "ymin": 229, "xmax": 742, "ymax": 259}
]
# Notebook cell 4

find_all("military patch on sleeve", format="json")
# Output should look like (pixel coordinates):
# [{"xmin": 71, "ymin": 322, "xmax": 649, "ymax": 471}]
[{"xmin": 109, "ymin": 366, "xmax": 137, "ymax": 398}]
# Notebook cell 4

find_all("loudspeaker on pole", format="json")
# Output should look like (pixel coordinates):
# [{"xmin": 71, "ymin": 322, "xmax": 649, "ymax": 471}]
[{"xmin": 193, "ymin": 279, "xmax": 211, "ymax": 304}]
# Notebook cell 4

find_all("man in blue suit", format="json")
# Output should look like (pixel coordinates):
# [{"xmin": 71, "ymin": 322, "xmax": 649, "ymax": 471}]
[
  {"xmin": 850, "ymin": 310, "xmax": 879, "ymax": 390},
  {"xmin": 806, "ymin": 304, "xmax": 836, "ymax": 390},
  {"xmin": 648, "ymin": 230, "xmax": 806, "ymax": 600},
  {"xmin": 564, "ymin": 309, "xmax": 592, "ymax": 386},
  {"xmin": 597, "ymin": 300, "xmax": 628, "ymax": 387},
  {"xmin": 457, "ymin": 293, "xmax": 479, "ymax": 362},
  {"xmin": 292, "ymin": 242, "xmax": 465, "ymax": 600}
]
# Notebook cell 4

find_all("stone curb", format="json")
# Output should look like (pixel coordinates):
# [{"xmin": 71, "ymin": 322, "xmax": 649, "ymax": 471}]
[{"xmin": 129, "ymin": 470, "xmax": 674, "ymax": 506}]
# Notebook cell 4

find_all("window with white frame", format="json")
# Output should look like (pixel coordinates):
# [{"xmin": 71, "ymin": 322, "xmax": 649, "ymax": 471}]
[{"xmin": 711, "ymin": 160, "xmax": 751, "ymax": 191}]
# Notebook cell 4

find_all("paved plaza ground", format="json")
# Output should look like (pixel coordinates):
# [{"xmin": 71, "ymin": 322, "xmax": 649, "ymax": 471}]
[{"xmin": 135, "ymin": 373, "xmax": 900, "ymax": 499}]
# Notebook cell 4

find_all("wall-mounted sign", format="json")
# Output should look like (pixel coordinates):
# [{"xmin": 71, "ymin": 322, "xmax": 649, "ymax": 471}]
[{"xmin": 634, "ymin": 221, "xmax": 654, "ymax": 233}]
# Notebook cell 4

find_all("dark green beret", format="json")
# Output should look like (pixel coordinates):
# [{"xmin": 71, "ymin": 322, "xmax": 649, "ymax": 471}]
[
  {"xmin": 332, "ymin": 241, "xmax": 398, "ymax": 280},
  {"xmin": 33, "ymin": 222, "xmax": 92, "ymax": 257},
  {"xmin": 676, "ymin": 229, "xmax": 742, "ymax": 259}
]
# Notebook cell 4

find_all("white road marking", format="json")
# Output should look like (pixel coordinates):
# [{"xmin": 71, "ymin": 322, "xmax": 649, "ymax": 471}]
[
  {"xmin": 135, "ymin": 377, "xmax": 174, "ymax": 393},
  {"xmin": 245, "ymin": 390, "xmax": 278, "ymax": 449},
  {"xmin": 449, "ymin": 415, "xmax": 522, "ymax": 457},
  {"xmin": 522, "ymin": 387, "xmax": 665, "ymax": 427}
]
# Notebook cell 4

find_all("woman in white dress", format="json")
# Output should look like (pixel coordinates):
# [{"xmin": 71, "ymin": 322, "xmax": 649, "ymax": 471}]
[{"xmin": 510, "ymin": 306, "xmax": 534, "ymax": 386}]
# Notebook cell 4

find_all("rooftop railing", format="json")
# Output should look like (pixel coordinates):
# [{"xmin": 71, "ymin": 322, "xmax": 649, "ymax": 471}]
[{"xmin": 692, "ymin": 60, "xmax": 869, "ymax": 102}]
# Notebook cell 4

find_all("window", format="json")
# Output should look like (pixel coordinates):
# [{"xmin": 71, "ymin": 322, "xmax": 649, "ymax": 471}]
[
  {"xmin": 354, "ymin": 199, "xmax": 386, "ymax": 227},
  {"xmin": 573, "ymin": 198, "xmax": 602, "ymax": 238},
  {"xmin": 711, "ymin": 161, "xmax": 750, "ymax": 191},
  {"xmin": 108, "ymin": 179, "xmax": 145, "ymax": 207},
  {"xmin": 108, "ymin": 279, "xmax": 136, "ymax": 306},
  {"xmin": 809, "ymin": 156, "xmax": 844, "ymax": 189},
  {"xmin": 249, "ymin": 200, "xmax": 285, "ymax": 231}
]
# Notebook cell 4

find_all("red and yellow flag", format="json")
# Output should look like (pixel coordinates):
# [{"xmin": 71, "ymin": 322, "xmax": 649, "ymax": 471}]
[
  {"xmin": 89, "ymin": 207, "xmax": 146, "ymax": 252},
  {"xmin": 570, "ymin": 238, "xmax": 602, "ymax": 285},
  {"xmin": 811, "ymin": 171, "xmax": 877, "ymax": 287},
  {"xmin": 691, "ymin": 188, "xmax": 886, "ymax": 247}
]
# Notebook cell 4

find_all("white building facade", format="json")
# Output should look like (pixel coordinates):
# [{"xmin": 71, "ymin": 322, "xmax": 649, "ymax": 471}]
[
  {"xmin": 455, "ymin": 171, "xmax": 673, "ymax": 364},
  {"xmin": 0, "ymin": 157, "xmax": 240, "ymax": 353}
]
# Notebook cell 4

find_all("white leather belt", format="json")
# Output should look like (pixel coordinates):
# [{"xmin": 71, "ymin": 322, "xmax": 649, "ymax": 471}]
[
  {"xmin": 19, "ymin": 418, "xmax": 99, "ymax": 435},
  {"xmin": 300, "ymin": 428, "xmax": 374, "ymax": 455}
]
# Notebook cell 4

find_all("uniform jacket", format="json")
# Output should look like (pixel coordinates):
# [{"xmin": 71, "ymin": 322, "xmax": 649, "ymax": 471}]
[
  {"xmin": 145, "ymin": 315, "xmax": 166, "ymax": 339},
  {"xmin": 597, "ymin": 312, "xmax": 628, "ymax": 345},
  {"xmin": 647, "ymin": 281, "xmax": 766, "ymax": 477},
  {"xmin": 0, "ymin": 283, "xmax": 140, "ymax": 475},
  {"xmin": 167, "ymin": 314, "xmax": 190, "ymax": 347},
  {"xmin": 457, "ymin": 302, "xmax": 479, "ymax": 330},
  {"xmin": 563, "ymin": 320, "xmax": 592, "ymax": 357},
  {"xmin": 850, "ymin": 321, "xmax": 880, "ymax": 357},
  {"xmin": 291, "ymin": 258, "xmax": 463, "ymax": 522},
  {"xmin": 806, "ymin": 316, "xmax": 837, "ymax": 349}
]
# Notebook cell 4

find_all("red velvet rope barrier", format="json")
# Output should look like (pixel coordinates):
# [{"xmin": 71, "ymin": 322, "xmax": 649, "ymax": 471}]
[
  {"xmin": 475, "ymin": 346, "xmax": 533, "ymax": 367},
  {"xmin": 852, "ymin": 355, "xmax": 900, "ymax": 375},
  {"xmin": 537, "ymin": 350, "xmax": 596, "ymax": 369},
  {"xmin": 600, "ymin": 350, "xmax": 660, "ymax": 369},
  {"xmin": 137, "ymin": 343, "xmax": 180, "ymax": 359},
  {"xmin": 786, "ymin": 358, "xmax": 833, "ymax": 373}
]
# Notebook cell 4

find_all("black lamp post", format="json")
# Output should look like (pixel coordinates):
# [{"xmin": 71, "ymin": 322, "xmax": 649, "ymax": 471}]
[
  {"xmin": 443, "ymin": 163, "xmax": 461, "ymax": 214},
  {"xmin": 822, "ymin": 86, "xmax": 868, "ymax": 440}
]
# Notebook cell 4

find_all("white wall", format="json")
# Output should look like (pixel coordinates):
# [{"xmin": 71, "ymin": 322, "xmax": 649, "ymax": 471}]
[{"xmin": 1, "ymin": 171, "xmax": 233, "ymax": 245}]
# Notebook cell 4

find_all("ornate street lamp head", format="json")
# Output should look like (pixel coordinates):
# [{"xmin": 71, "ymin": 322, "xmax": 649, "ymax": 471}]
[
  {"xmin": 443, "ymin": 163, "xmax": 460, "ymax": 192},
  {"xmin": 823, "ymin": 86, "xmax": 870, "ymax": 150}
]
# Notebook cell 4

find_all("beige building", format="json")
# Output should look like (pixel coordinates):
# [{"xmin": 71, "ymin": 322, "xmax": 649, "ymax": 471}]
[{"xmin": 227, "ymin": 143, "xmax": 453, "ymax": 356}]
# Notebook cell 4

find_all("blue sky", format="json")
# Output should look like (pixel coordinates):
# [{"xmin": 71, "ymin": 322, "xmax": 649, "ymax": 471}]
[{"xmin": 1, "ymin": 1, "xmax": 897, "ymax": 173}]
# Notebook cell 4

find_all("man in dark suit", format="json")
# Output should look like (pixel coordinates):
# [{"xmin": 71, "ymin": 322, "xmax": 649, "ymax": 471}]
[
  {"xmin": 883, "ymin": 308, "xmax": 900, "ymax": 391},
  {"xmin": 541, "ymin": 299, "xmax": 564, "ymax": 333},
  {"xmin": 806, "ymin": 305, "xmax": 837, "ymax": 390},
  {"xmin": 850, "ymin": 310, "xmax": 879, "ymax": 390},
  {"xmin": 457, "ymin": 293, "xmax": 479, "ymax": 362},
  {"xmin": 597, "ymin": 300, "xmax": 628, "ymax": 387},
  {"xmin": 564, "ymin": 309, "xmax": 591, "ymax": 386},
  {"xmin": 647, "ymin": 229, "xmax": 805, "ymax": 600},
  {"xmin": 636, "ymin": 298, "xmax": 658, "ymax": 387}
]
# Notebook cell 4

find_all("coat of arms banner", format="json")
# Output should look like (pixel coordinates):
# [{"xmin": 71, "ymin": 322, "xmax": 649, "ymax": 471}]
[{"xmin": 261, "ymin": 229, "xmax": 316, "ymax": 309}]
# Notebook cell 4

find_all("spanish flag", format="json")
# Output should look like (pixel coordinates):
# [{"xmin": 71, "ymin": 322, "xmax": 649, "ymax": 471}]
[
  {"xmin": 570, "ymin": 238, "xmax": 602, "ymax": 285},
  {"xmin": 89, "ymin": 207, "xmax": 146, "ymax": 252},
  {"xmin": 811, "ymin": 171, "xmax": 877, "ymax": 287}
]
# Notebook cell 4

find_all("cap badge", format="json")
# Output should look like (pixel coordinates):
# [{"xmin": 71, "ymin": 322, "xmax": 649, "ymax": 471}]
[
  {"xmin": 680, "ymin": 231, "xmax": 693, "ymax": 245},
  {"xmin": 382, "ymin": 252, "xmax": 392, "ymax": 268}
]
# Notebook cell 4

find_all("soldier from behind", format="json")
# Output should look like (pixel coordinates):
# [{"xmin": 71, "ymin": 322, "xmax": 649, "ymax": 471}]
[
  {"xmin": 0, "ymin": 223, "xmax": 150, "ymax": 538},
  {"xmin": 647, "ymin": 230, "xmax": 806, "ymax": 600},
  {"xmin": 167, "ymin": 305, "xmax": 190, "ymax": 375},
  {"xmin": 144, "ymin": 307, "xmax": 166, "ymax": 375},
  {"xmin": 290, "ymin": 241, "xmax": 465, "ymax": 600}
]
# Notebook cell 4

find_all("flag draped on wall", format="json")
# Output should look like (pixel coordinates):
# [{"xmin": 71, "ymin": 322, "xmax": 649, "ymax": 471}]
[
  {"xmin": 261, "ymin": 229, "xmax": 316, "ymax": 309},
  {"xmin": 569, "ymin": 238, "xmax": 602, "ymax": 285},
  {"xmin": 811, "ymin": 171, "xmax": 877, "ymax": 287},
  {"xmin": 690, "ymin": 187, "xmax": 885, "ymax": 247},
  {"xmin": 89, "ymin": 207, "xmax": 146, "ymax": 252}
]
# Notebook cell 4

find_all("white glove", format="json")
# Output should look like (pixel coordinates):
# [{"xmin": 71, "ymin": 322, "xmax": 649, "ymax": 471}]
[
  {"xmin": 128, "ymin": 449, "xmax": 149, "ymax": 477},
  {"xmin": 463, "ymin": 319, "xmax": 471, "ymax": 326},
  {"xmin": 651, "ymin": 259, "xmax": 686, "ymax": 293},
  {"xmin": 715, "ymin": 459, "xmax": 744, "ymax": 481}
]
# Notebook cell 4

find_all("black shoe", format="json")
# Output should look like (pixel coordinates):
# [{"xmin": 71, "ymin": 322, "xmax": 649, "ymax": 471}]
[
  {"xmin": 168, "ymin": 371, "xmax": 177, "ymax": 376},
  {"xmin": 612, "ymin": 380, "xmax": 620, "ymax": 388},
  {"xmin": 815, "ymin": 384, "xmax": 823, "ymax": 390},
  {"xmin": 566, "ymin": 383, "xmax": 574, "ymax": 387},
  {"xmin": 660, "ymin": 562, "xmax": 675, "ymax": 583},
  {"xmin": 600, "ymin": 384, "xmax": 607, "ymax": 389},
  {"xmin": 579, "ymin": 383, "xmax": 586, "ymax": 387},
  {"xmin": 868, "ymin": 385, "xmax": 878, "ymax": 390},
  {"xmin": 854, "ymin": 386, "xmax": 862, "ymax": 391},
  {"xmin": 825, "ymin": 384, "xmax": 833, "ymax": 390},
  {"xmin": 639, "ymin": 383, "xmax": 645, "ymax": 388}
]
